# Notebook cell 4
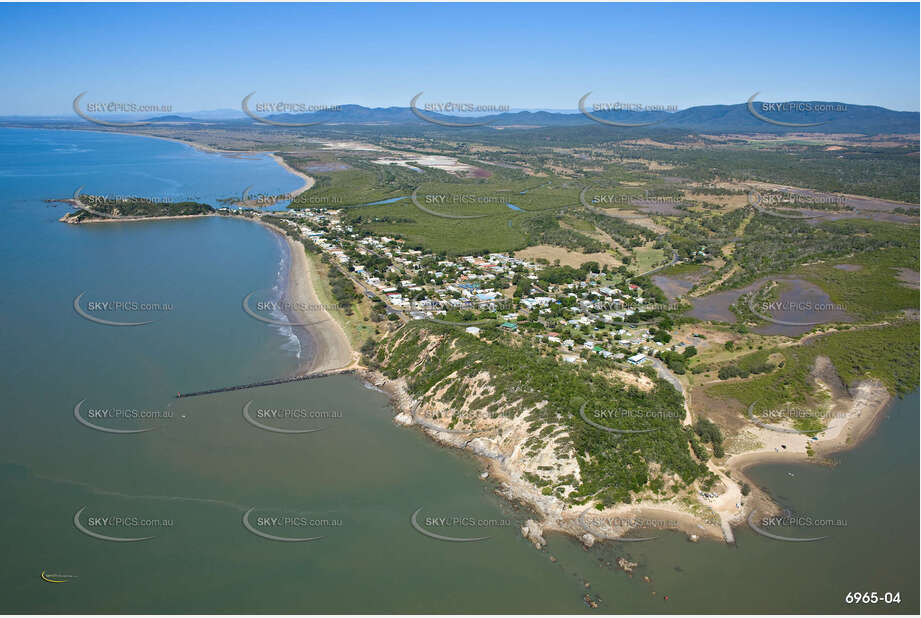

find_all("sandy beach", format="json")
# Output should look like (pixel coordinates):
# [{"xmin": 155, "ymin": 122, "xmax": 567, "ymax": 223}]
[
  {"xmin": 268, "ymin": 153, "xmax": 315, "ymax": 198},
  {"xmin": 53, "ymin": 129, "xmax": 347, "ymax": 376},
  {"xmin": 266, "ymin": 223, "xmax": 353, "ymax": 374},
  {"xmin": 58, "ymin": 204, "xmax": 352, "ymax": 377},
  {"xmin": 726, "ymin": 379, "xmax": 892, "ymax": 480},
  {"xmin": 363, "ymin": 345, "xmax": 899, "ymax": 547}
]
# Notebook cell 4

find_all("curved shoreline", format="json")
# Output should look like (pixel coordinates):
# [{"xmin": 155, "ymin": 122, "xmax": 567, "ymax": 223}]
[
  {"xmin": 47, "ymin": 126, "xmax": 343, "ymax": 375},
  {"xmin": 257, "ymin": 221, "xmax": 353, "ymax": 374},
  {"xmin": 268, "ymin": 153, "xmax": 315, "ymax": 198},
  {"xmin": 45, "ymin": 127, "xmax": 316, "ymax": 200},
  {"xmin": 365, "ymin": 355, "xmax": 901, "ymax": 547},
  {"xmin": 57, "ymin": 207, "xmax": 354, "ymax": 375},
  {"xmin": 725, "ymin": 378, "xmax": 893, "ymax": 492},
  {"xmin": 44, "ymin": 126, "xmax": 909, "ymax": 548}
]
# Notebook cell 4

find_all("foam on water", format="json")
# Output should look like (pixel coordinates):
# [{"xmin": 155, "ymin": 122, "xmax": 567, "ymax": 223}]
[{"xmin": 268, "ymin": 233, "xmax": 302, "ymax": 359}]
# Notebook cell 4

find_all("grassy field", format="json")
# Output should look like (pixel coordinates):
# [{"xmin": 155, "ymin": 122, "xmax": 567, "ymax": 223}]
[{"xmin": 633, "ymin": 243, "xmax": 666, "ymax": 273}]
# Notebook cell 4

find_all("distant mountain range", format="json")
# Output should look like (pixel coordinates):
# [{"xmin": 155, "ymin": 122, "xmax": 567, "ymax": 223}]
[
  {"xmin": 255, "ymin": 101, "xmax": 918, "ymax": 134},
  {"xmin": 4, "ymin": 101, "xmax": 918, "ymax": 134}
]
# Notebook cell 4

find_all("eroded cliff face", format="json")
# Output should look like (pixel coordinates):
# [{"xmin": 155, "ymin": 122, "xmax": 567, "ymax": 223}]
[
  {"xmin": 372, "ymin": 327, "xmax": 582, "ymax": 518},
  {"xmin": 367, "ymin": 322, "xmax": 743, "ymax": 543}
]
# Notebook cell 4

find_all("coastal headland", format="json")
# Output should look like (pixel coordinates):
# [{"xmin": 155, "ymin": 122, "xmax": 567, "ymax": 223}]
[{"xmin": 53, "ymin": 128, "xmax": 916, "ymax": 549}]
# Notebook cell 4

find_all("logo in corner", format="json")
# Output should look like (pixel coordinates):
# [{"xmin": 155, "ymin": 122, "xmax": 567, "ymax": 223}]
[{"xmin": 41, "ymin": 570, "xmax": 78, "ymax": 583}]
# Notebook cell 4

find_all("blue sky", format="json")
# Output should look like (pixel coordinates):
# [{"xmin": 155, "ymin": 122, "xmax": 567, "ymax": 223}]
[{"xmin": 1, "ymin": 2, "xmax": 918, "ymax": 115}]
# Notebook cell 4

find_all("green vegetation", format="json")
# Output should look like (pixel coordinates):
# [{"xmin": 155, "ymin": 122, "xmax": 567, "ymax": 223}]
[
  {"xmin": 693, "ymin": 418, "xmax": 725, "ymax": 458},
  {"xmin": 658, "ymin": 345, "xmax": 698, "ymax": 374},
  {"xmin": 623, "ymin": 144, "xmax": 919, "ymax": 203},
  {"xmin": 633, "ymin": 244, "xmax": 666, "ymax": 273},
  {"xmin": 321, "ymin": 255, "xmax": 361, "ymax": 314},
  {"xmin": 709, "ymin": 322, "xmax": 920, "ymax": 412},
  {"xmin": 285, "ymin": 155, "xmax": 452, "ymax": 208},
  {"xmin": 793, "ymin": 415, "xmax": 825, "ymax": 436},
  {"xmin": 67, "ymin": 195, "xmax": 214, "ymax": 221},
  {"xmin": 715, "ymin": 217, "xmax": 918, "ymax": 290},
  {"xmin": 574, "ymin": 210, "xmax": 655, "ymax": 248},
  {"xmin": 795, "ymin": 246, "xmax": 919, "ymax": 321},
  {"xmin": 378, "ymin": 321, "xmax": 707, "ymax": 506},
  {"xmin": 716, "ymin": 348, "xmax": 777, "ymax": 380},
  {"xmin": 346, "ymin": 202, "xmax": 526, "ymax": 255}
]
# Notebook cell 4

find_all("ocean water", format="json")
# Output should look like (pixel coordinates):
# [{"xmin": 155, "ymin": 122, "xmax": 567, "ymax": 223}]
[{"xmin": 0, "ymin": 128, "xmax": 916, "ymax": 613}]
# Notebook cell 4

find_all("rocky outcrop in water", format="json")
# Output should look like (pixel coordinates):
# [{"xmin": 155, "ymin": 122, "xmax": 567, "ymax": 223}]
[
  {"xmin": 617, "ymin": 557, "xmax": 638, "ymax": 573},
  {"xmin": 521, "ymin": 519, "xmax": 546, "ymax": 549}
]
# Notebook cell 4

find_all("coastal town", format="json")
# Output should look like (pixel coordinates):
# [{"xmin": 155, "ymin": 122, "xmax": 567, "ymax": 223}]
[
  {"xmin": 4, "ymin": 1, "xmax": 919, "ymax": 614},
  {"xmin": 259, "ymin": 206, "xmax": 696, "ymax": 371}
]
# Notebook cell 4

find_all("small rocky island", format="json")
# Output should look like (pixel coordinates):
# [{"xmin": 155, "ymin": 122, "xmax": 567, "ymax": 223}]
[{"xmin": 60, "ymin": 194, "xmax": 215, "ymax": 223}]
